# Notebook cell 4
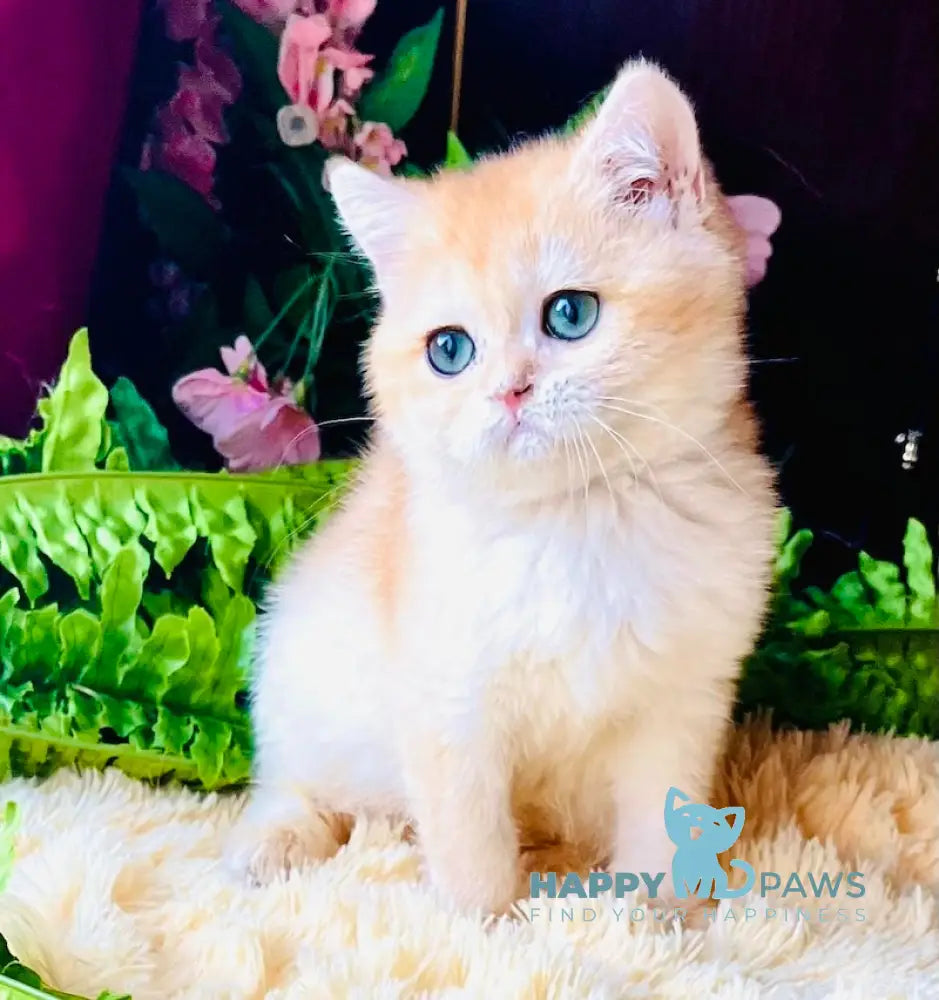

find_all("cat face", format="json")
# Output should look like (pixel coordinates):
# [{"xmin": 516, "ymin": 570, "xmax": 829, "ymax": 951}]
[
  {"xmin": 666, "ymin": 801, "xmax": 746, "ymax": 853},
  {"xmin": 328, "ymin": 62, "xmax": 751, "ymax": 493}
]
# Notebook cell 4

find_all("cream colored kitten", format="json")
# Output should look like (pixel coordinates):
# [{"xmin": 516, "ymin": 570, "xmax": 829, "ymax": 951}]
[{"xmin": 227, "ymin": 61, "xmax": 778, "ymax": 915}]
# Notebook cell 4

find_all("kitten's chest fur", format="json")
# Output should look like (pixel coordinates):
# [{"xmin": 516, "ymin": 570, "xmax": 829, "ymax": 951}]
[{"xmin": 407, "ymin": 473, "xmax": 765, "ymax": 723}]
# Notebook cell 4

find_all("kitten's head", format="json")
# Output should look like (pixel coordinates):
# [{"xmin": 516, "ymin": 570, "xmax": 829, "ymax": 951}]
[{"xmin": 328, "ymin": 61, "xmax": 753, "ymax": 495}]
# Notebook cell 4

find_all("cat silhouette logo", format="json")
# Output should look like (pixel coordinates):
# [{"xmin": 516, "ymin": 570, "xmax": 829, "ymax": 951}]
[{"xmin": 665, "ymin": 787, "xmax": 755, "ymax": 900}]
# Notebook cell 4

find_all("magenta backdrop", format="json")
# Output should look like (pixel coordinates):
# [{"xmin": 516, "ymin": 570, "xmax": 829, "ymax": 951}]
[{"xmin": 0, "ymin": 0, "xmax": 144, "ymax": 435}]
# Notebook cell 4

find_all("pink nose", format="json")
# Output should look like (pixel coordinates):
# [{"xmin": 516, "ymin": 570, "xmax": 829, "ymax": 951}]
[{"xmin": 498, "ymin": 382, "xmax": 533, "ymax": 417}]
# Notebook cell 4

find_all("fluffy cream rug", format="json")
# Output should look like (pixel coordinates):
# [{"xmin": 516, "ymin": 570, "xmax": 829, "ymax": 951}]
[{"xmin": 1, "ymin": 718, "xmax": 937, "ymax": 999}]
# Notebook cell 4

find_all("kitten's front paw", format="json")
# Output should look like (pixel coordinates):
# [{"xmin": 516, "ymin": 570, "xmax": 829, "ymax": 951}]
[
  {"xmin": 425, "ymin": 850, "xmax": 521, "ymax": 916},
  {"xmin": 225, "ymin": 805, "xmax": 341, "ymax": 885}
]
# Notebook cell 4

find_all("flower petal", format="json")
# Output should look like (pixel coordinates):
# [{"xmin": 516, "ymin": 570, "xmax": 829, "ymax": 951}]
[
  {"xmin": 277, "ymin": 13, "xmax": 333, "ymax": 104},
  {"xmin": 172, "ymin": 371, "xmax": 270, "ymax": 440}
]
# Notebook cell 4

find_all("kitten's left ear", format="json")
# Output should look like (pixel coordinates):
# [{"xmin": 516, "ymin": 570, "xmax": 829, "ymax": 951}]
[
  {"xmin": 576, "ymin": 60, "xmax": 705, "ymax": 210},
  {"xmin": 324, "ymin": 157, "xmax": 419, "ymax": 285}
]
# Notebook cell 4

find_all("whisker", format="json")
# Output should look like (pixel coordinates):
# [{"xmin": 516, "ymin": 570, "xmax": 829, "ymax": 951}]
[
  {"xmin": 589, "ymin": 413, "xmax": 667, "ymax": 505},
  {"xmin": 587, "ymin": 414, "xmax": 641, "ymax": 492},
  {"xmin": 747, "ymin": 357, "xmax": 798, "ymax": 366},
  {"xmin": 273, "ymin": 422, "xmax": 321, "ymax": 469},
  {"xmin": 259, "ymin": 481, "xmax": 346, "ymax": 573},
  {"xmin": 562, "ymin": 435, "xmax": 576, "ymax": 508},
  {"xmin": 596, "ymin": 399, "xmax": 747, "ymax": 495},
  {"xmin": 581, "ymin": 427, "xmax": 616, "ymax": 507},
  {"xmin": 570, "ymin": 429, "xmax": 591, "ymax": 508},
  {"xmin": 315, "ymin": 415, "xmax": 376, "ymax": 430}
]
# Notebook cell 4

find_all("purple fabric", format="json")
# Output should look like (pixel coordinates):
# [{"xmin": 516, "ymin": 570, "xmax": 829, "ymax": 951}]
[{"xmin": 0, "ymin": 0, "xmax": 144, "ymax": 434}]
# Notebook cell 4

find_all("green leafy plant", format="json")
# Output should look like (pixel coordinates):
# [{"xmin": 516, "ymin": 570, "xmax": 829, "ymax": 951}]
[
  {"xmin": 739, "ymin": 511, "xmax": 939, "ymax": 738},
  {"xmin": 0, "ymin": 331, "xmax": 353, "ymax": 791}
]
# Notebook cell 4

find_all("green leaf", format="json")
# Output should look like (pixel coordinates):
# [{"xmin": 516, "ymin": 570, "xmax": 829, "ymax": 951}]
[
  {"xmin": 858, "ymin": 552, "xmax": 907, "ymax": 624},
  {"xmin": 122, "ymin": 614, "xmax": 190, "ymax": 703},
  {"xmin": 775, "ymin": 525, "xmax": 813, "ymax": 589},
  {"xmin": 0, "ymin": 431, "xmax": 44, "ymax": 477},
  {"xmin": 0, "ymin": 500, "xmax": 47, "ymax": 603},
  {"xmin": 444, "ymin": 130, "xmax": 472, "ymax": 168},
  {"xmin": 89, "ymin": 544, "xmax": 150, "ymax": 691},
  {"xmin": 216, "ymin": 0, "xmax": 283, "ymax": 114},
  {"xmin": 57, "ymin": 610, "xmax": 101, "ymax": 684},
  {"xmin": 135, "ymin": 485, "xmax": 197, "ymax": 579},
  {"xmin": 123, "ymin": 170, "xmax": 230, "ymax": 278},
  {"xmin": 17, "ymin": 487, "xmax": 94, "ymax": 599},
  {"xmin": 191, "ymin": 485, "xmax": 257, "ymax": 592},
  {"xmin": 9, "ymin": 606, "xmax": 60, "ymax": 686},
  {"xmin": 903, "ymin": 518, "xmax": 935, "ymax": 625},
  {"xmin": 358, "ymin": 9, "xmax": 444, "ymax": 132},
  {"xmin": 210, "ymin": 594, "xmax": 256, "ymax": 710},
  {"xmin": 40, "ymin": 331, "xmax": 108, "ymax": 474},
  {"xmin": 0, "ymin": 801, "xmax": 17, "ymax": 892},
  {"xmin": 190, "ymin": 717, "xmax": 232, "ymax": 788},
  {"xmin": 109, "ymin": 378, "xmax": 177, "ymax": 472}
]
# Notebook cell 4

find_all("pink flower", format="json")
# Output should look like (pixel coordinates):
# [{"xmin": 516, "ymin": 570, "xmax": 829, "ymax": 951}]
[
  {"xmin": 159, "ymin": 0, "xmax": 212, "ymax": 42},
  {"xmin": 325, "ymin": 46, "xmax": 374, "ymax": 97},
  {"xmin": 170, "ymin": 64, "xmax": 231, "ymax": 144},
  {"xmin": 277, "ymin": 13, "xmax": 334, "ymax": 111},
  {"xmin": 173, "ymin": 336, "xmax": 321, "ymax": 471},
  {"xmin": 148, "ymin": 106, "xmax": 218, "ymax": 198},
  {"xmin": 353, "ymin": 121, "xmax": 407, "ymax": 175},
  {"xmin": 725, "ymin": 195, "xmax": 782, "ymax": 287},
  {"xmin": 215, "ymin": 395, "xmax": 321, "ymax": 471},
  {"xmin": 196, "ymin": 18, "xmax": 242, "ymax": 104},
  {"xmin": 328, "ymin": 0, "xmax": 378, "ymax": 32},
  {"xmin": 220, "ymin": 335, "xmax": 268, "ymax": 389},
  {"xmin": 144, "ymin": 14, "xmax": 243, "ymax": 204}
]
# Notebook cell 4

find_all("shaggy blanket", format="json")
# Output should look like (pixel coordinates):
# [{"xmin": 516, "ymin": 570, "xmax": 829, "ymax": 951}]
[{"xmin": 1, "ymin": 718, "xmax": 937, "ymax": 999}]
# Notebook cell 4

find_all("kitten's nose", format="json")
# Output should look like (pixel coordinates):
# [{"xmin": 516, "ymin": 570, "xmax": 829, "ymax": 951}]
[{"xmin": 497, "ymin": 380, "xmax": 533, "ymax": 417}]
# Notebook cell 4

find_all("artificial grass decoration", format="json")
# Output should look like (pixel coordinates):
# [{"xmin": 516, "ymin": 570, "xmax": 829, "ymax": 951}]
[
  {"xmin": 0, "ymin": 331, "xmax": 352, "ymax": 791},
  {"xmin": 0, "ymin": 330, "xmax": 936, "ymax": 805}
]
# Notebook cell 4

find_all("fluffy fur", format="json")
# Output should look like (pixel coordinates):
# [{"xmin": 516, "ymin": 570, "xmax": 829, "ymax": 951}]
[{"xmin": 227, "ymin": 61, "xmax": 779, "ymax": 914}]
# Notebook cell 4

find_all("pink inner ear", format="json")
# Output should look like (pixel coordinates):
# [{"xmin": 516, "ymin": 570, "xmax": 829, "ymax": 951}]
[{"xmin": 726, "ymin": 195, "xmax": 781, "ymax": 286}]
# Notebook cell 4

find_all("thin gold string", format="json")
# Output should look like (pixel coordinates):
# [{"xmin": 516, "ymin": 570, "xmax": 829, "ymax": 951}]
[{"xmin": 450, "ymin": 0, "xmax": 468, "ymax": 135}]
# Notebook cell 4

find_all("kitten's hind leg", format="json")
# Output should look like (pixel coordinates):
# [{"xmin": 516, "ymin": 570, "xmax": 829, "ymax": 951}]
[{"xmin": 225, "ymin": 783, "xmax": 350, "ymax": 885}]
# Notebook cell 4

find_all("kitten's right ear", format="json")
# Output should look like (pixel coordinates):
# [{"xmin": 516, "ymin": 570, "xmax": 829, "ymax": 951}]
[{"xmin": 324, "ymin": 157, "xmax": 418, "ymax": 284}]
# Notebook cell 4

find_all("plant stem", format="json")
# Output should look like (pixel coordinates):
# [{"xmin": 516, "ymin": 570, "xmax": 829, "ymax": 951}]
[
  {"xmin": 303, "ymin": 260, "xmax": 336, "ymax": 384},
  {"xmin": 253, "ymin": 273, "xmax": 316, "ymax": 354}
]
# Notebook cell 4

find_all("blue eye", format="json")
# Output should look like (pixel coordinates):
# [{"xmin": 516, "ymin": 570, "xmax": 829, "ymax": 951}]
[
  {"xmin": 543, "ymin": 290, "xmax": 600, "ymax": 341},
  {"xmin": 426, "ymin": 327, "xmax": 476, "ymax": 376}
]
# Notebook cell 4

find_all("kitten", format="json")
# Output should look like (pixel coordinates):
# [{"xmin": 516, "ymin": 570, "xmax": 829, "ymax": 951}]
[{"xmin": 226, "ymin": 60, "xmax": 778, "ymax": 915}]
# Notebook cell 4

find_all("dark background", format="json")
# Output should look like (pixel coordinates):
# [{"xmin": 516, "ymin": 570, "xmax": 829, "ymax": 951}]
[{"xmin": 90, "ymin": 0, "xmax": 939, "ymax": 583}]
